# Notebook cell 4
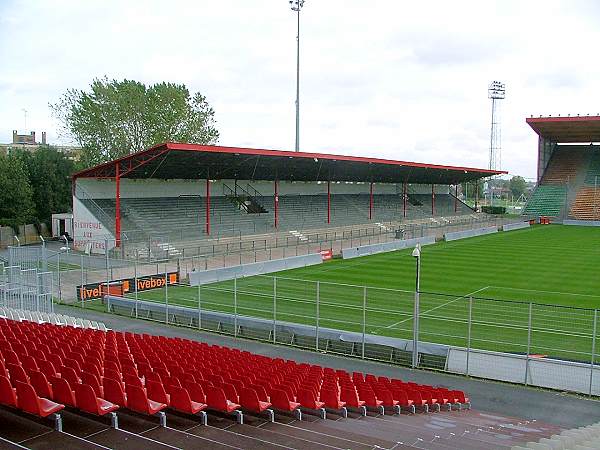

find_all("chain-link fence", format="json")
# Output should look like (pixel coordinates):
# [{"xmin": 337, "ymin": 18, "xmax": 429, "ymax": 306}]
[{"xmin": 103, "ymin": 273, "xmax": 600, "ymax": 396}]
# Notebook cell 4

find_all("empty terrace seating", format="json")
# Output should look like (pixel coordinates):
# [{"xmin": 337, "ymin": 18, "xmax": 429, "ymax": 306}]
[
  {"xmin": 541, "ymin": 147, "xmax": 588, "ymax": 185},
  {"xmin": 522, "ymin": 185, "xmax": 567, "ymax": 217},
  {"xmin": 0, "ymin": 316, "xmax": 471, "ymax": 437},
  {"xmin": 584, "ymin": 149, "xmax": 600, "ymax": 185},
  {"xmin": 0, "ymin": 307, "xmax": 107, "ymax": 331},
  {"xmin": 570, "ymin": 186, "xmax": 600, "ymax": 220}
]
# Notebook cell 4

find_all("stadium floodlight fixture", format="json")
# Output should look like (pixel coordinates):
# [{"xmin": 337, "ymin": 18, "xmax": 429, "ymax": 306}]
[
  {"xmin": 412, "ymin": 243, "xmax": 421, "ymax": 258},
  {"xmin": 488, "ymin": 81, "xmax": 506, "ymax": 99},
  {"xmin": 290, "ymin": 0, "xmax": 306, "ymax": 152}
]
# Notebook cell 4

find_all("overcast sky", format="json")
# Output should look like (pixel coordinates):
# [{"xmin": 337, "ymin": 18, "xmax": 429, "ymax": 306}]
[{"xmin": 2, "ymin": 0, "xmax": 600, "ymax": 179}]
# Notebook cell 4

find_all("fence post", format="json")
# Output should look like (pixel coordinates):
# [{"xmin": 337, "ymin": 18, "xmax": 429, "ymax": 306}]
[
  {"xmin": 134, "ymin": 261, "xmax": 138, "ymax": 319},
  {"xmin": 525, "ymin": 302, "xmax": 532, "ymax": 385},
  {"xmin": 57, "ymin": 252, "xmax": 62, "ymax": 304},
  {"xmin": 273, "ymin": 277, "xmax": 277, "ymax": 343},
  {"xmin": 466, "ymin": 297, "xmax": 472, "ymax": 376},
  {"xmin": 198, "ymin": 283, "xmax": 202, "ymax": 330},
  {"xmin": 316, "ymin": 281, "xmax": 320, "ymax": 351},
  {"xmin": 590, "ymin": 309, "xmax": 598, "ymax": 396},
  {"xmin": 362, "ymin": 286, "xmax": 367, "ymax": 359},
  {"xmin": 164, "ymin": 268, "xmax": 169, "ymax": 324},
  {"xmin": 234, "ymin": 277, "xmax": 238, "ymax": 339},
  {"xmin": 105, "ymin": 239, "xmax": 110, "ymax": 311},
  {"xmin": 80, "ymin": 254, "xmax": 85, "ymax": 309}
]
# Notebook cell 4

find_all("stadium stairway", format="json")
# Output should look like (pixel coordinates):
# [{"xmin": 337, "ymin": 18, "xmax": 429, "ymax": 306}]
[{"xmin": 0, "ymin": 314, "xmax": 577, "ymax": 450}]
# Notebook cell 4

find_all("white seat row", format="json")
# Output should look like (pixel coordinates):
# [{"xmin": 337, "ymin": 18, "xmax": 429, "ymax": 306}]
[
  {"xmin": 0, "ymin": 306, "xmax": 108, "ymax": 331},
  {"xmin": 512, "ymin": 422, "xmax": 600, "ymax": 450}
]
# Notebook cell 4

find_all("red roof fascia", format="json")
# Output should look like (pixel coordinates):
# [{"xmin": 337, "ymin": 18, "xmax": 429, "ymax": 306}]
[
  {"xmin": 526, "ymin": 116, "xmax": 600, "ymax": 124},
  {"xmin": 73, "ymin": 142, "xmax": 505, "ymax": 180},
  {"xmin": 164, "ymin": 142, "xmax": 503, "ymax": 174}
]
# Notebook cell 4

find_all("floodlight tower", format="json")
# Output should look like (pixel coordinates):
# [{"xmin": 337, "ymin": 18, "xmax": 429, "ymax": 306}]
[
  {"xmin": 290, "ymin": 0, "xmax": 306, "ymax": 152},
  {"xmin": 488, "ymin": 81, "xmax": 506, "ymax": 171}
]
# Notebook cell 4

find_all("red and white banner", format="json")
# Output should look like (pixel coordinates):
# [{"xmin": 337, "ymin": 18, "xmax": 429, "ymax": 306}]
[{"xmin": 320, "ymin": 249, "xmax": 333, "ymax": 261}]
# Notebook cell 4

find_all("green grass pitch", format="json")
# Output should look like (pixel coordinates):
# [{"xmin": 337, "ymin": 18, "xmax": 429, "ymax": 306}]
[{"xmin": 129, "ymin": 225, "xmax": 600, "ymax": 362}]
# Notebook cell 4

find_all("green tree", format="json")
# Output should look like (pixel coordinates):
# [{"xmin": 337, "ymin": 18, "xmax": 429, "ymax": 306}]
[
  {"xmin": 509, "ymin": 175, "xmax": 527, "ymax": 198},
  {"xmin": 51, "ymin": 77, "xmax": 219, "ymax": 167},
  {"xmin": 15, "ymin": 146, "xmax": 76, "ymax": 225},
  {"xmin": 0, "ymin": 153, "xmax": 35, "ymax": 229}
]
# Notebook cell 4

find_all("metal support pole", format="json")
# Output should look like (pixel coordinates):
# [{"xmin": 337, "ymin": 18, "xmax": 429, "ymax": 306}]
[
  {"xmin": 165, "ymin": 268, "xmax": 169, "ymax": 324},
  {"xmin": 412, "ymin": 252, "xmax": 421, "ymax": 368},
  {"xmin": 431, "ymin": 184, "xmax": 435, "ymax": 216},
  {"xmin": 362, "ymin": 286, "xmax": 367, "ymax": 359},
  {"xmin": 234, "ymin": 277, "xmax": 238, "ymax": 338},
  {"xmin": 205, "ymin": 174, "xmax": 210, "ymax": 235},
  {"xmin": 80, "ymin": 254, "xmax": 84, "ymax": 308},
  {"xmin": 369, "ymin": 182, "xmax": 373, "ymax": 220},
  {"xmin": 466, "ymin": 297, "xmax": 472, "ymax": 376},
  {"xmin": 115, "ymin": 162, "xmax": 121, "ymax": 247},
  {"xmin": 403, "ymin": 181, "xmax": 407, "ymax": 219},
  {"xmin": 327, "ymin": 181, "xmax": 331, "ymax": 224},
  {"xmin": 198, "ymin": 283, "xmax": 202, "ymax": 329},
  {"xmin": 590, "ymin": 309, "xmax": 598, "ymax": 396},
  {"xmin": 294, "ymin": 3, "xmax": 301, "ymax": 152},
  {"xmin": 316, "ymin": 281, "xmax": 320, "ymax": 351},
  {"xmin": 454, "ymin": 184, "xmax": 458, "ymax": 213},
  {"xmin": 274, "ymin": 180, "xmax": 279, "ymax": 229},
  {"xmin": 57, "ymin": 252, "xmax": 62, "ymax": 303},
  {"xmin": 273, "ymin": 277, "xmax": 277, "ymax": 343},
  {"xmin": 525, "ymin": 302, "xmax": 532, "ymax": 385},
  {"xmin": 134, "ymin": 261, "xmax": 138, "ymax": 319},
  {"xmin": 105, "ymin": 239, "xmax": 110, "ymax": 311}
]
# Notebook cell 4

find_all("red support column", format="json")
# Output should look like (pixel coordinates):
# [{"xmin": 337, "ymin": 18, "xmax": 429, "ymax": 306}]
[
  {"xmin": 431, "ymin": 184, "xmax": 435, "ymax": 216},
  {"xmin": 274, "ymin": 179, "xmax": 279, "ymax": 228},
  {"xmin": 403, "ymin": 181, "xmax": 407, "ymax": 218},
  {"xmin": 454, "ymin": 184, "xmax": 458, "ymax": 213},
  {"xmin": 115, "ymin": 162, "xmax": 121, "ymax": 247},
  {"xmin": 369, "ymin": 182, "xmax": 374, "ymax": 220},
  {"xmin": 205, "ymin": 177, "xmax": 210, "ymax": 235},
  {"xmin": 327, "ymin": 181, "xmax": 331, "ymax": 224}
]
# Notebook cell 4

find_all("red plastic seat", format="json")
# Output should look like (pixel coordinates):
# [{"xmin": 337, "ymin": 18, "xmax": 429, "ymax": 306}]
[
  {"xmin": 146, "ymin": 380, "xmax": 170, "ymax": 406},
  {"xmin": 38, "ymin": 360, "xmax": 59, "ymax": 379},
  {"xmin": 15, "ymin": 381, "xmax": 64, "ymax": 418},
  {"xmin": 270, "ymin": 388, "xmax": 301, "ymax": 412},
  {"xmin": 81, "ymin": 371, "xmax": 103, "ymax": 398},
  {"xmin": 50, "ymin": 375, "xmax": 77, "ymax": 407},
  {"xmin": 103, "ymin": 377, "xmax": 127, "ymax": 407},
  {"xmin": 7, "ymin": 363, "xmax": 30, "ymax": 384},
  {"xmin": 3, "ymin": 350, "xmax": 21, "ymax": 366},
  {"xmin": 125, "ymin": 384, "xmax": 166, "ymax": 416},
  {"xmin": 0, "ymin": 375, "xmax": 17, "ymax": 407},
  {"xmin": 249, "ymin": 384, "xmax": 270, "ymax": 402},
  {"xmin": 407, "ymin": 390, "xmax": 429, "ymax": 412},
  {"xmin": 74, "ymin": 383, "xmax": 119, "ymax": 416},
  {"xmin": 104, "ymin": 368, "xmax": 122, "ymax": 383},
  {"xmin": 22, "ymin": 355, "xmax": 39, "ymax": 374},
  {"xmin": 297, "ymin": 388, "xmax": 325, "ymax": 410},
  {"xmin": 184, "ymin": 381, "xmax": 206, "ymax": 404},
  {"xmin": 222, "ymin": 382, "xmax": 239, "ymax": 403},
  {"xmin": 124, "ymin": 373, "xmax": 144, "ymax": 389},
  {"xmin": 205, "ymin": 386, "xmax": 241, "ymax": 413},
  {"xmin": 167, "ymin": 384, "xmax": 207, "ymax": 415},
  {"xmin": 30, "ymin": 371, "xmax": 53, "ymax": 399},
  {"xmin": 239, "ymin": 387, "xmax": 272, "ymax": 413},
  {"xmin": 320, "ymin": 386, "xmax": 346, "ymax": 410},
  {"xmin": 59, "ymin": 365, "xmax": 80, "ymax": 387},
  {"xmin": 340, "ymin": 388, "xmax": 366, "ymax": 409}
]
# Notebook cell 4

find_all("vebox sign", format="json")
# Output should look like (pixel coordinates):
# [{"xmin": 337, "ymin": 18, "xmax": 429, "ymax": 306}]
[{"xmin": 77, "ymin": 272, "xmax": 179, "ymax": 301}]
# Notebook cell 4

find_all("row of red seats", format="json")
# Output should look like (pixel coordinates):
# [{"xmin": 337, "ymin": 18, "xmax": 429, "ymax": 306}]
[{"xmin": 0, "ymin": 316, "xmax": 470, "ymax": 430}]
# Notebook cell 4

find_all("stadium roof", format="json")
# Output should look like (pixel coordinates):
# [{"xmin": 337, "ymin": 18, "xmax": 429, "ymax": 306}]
[
  {"xmin": 526, "ymin": 115, "xmax": 600, "ymax": 142},
  {"xmin": 73, "ymin": 143, "xmax": 504, "ymax": 184}
]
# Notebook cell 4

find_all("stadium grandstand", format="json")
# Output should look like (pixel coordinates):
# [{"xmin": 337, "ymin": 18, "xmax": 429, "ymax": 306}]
[
  {"xmin": 71, "ymin": 143, "xmax": 503, "ymax": 256},
  {"xmin": 524, "ymin": 115, "xmax": 600, "ymax": 220}
]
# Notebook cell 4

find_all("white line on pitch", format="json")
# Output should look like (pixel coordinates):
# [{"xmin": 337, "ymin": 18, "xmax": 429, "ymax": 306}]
[
  {"xmin": 487, "ymin": 285, "xmax": 600, "ymax": 298},
  {"xmin": 377, "ymin": 286, "xmax": 490, "ymax": 331}
]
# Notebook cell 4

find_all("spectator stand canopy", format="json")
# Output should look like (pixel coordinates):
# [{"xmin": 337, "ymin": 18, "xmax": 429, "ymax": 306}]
[
  {"xmin": 73, "ymin": 143, "xmax": 505, "ymax": 246},
  {"xmin": 527, "ymin": 115, "xmax": 600, "ymax": 182}
]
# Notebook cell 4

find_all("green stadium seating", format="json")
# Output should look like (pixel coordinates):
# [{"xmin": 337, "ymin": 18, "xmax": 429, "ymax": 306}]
[{"xmin": 522, "ymin": 185, "xmax": 566, "ymax": 217}]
